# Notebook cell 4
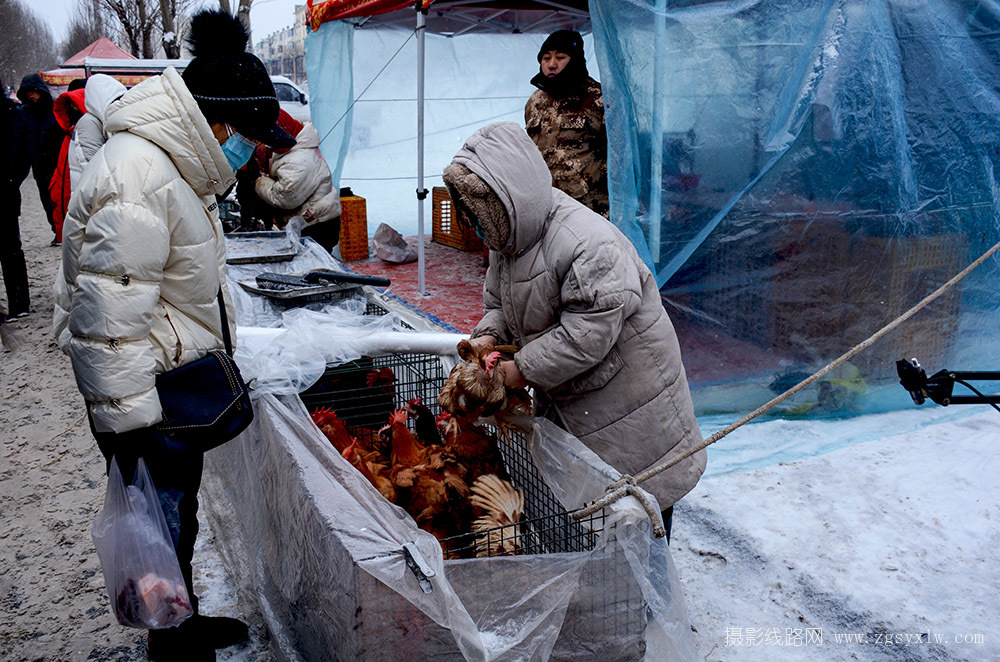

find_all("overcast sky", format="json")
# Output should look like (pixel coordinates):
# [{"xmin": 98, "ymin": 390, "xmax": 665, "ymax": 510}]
[{"xmin": 41, "ymin": 0, "xmax": 303, "ymax": 51}]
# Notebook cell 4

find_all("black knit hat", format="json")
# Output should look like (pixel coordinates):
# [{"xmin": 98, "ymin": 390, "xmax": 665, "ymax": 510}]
[
  {"xmin": 182, "ymin": 10, "xmax": 295, "ymax": 149},
  {"xmin": 537, "ymin": 30, "xmax": 585, "ymax": 65}
]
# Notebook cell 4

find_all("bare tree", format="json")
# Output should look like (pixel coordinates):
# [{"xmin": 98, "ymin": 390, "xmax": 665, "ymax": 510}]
[
  {"xmin": 216, "ymin": 0, "xmax": 254, "ymax": 53},
  {"xmin": 100, "ymin": 0, "xmax": 161, "ymax": 58},
  {"xmin": 237, "ymin": 0, "xmax": 253, "ymax": 49},
  {"xmin": 158, "ymin": 0, "xmax": 179, "ymax": 58},
  {"xmin": 63, "ymin": 0, "xmax": 105, "ymax": 62},
  {"xmin": 0, "ymin": 0, "xmax": 58, "ymax": 90}
]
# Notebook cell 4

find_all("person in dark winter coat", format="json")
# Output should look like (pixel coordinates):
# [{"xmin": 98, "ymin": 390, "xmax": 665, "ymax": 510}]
[
  {"xmin": 1, "ymin": 76, "xmax": 31, "ymax": 320},
  {"xmin": 16, "ymin": 74, "xmax": 63, "ymax": 243},
  {"xmin": 54, "ymin": 11, "xmax": 295, "ymax": 661},
  {"xmin": 524, "ymin": 30, "xmax": 609, "ymax": 217}
]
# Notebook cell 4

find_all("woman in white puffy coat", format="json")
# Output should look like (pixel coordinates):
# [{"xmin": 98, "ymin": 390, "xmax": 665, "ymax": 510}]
[
  {"xmin": 54, "ymin": 66, "xmax": 240, "ymax": 435},
  {"xmin": 254, "ymin": 112, "xmax": 342, "ymax": 250},
  {"xmin": 53, "ymin": 10, "xmax": 296, "ymax": 658}
]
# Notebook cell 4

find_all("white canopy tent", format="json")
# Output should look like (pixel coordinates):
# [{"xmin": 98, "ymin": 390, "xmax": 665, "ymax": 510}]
[{"xmin": 306, "ymin": 0, "xmax": 590, "ymax": 295}]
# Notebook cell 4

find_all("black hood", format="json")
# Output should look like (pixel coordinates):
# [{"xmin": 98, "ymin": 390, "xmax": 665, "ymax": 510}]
[{"xmin": 17, "ymin": 74, "xmax": 52, "ymax": 106}]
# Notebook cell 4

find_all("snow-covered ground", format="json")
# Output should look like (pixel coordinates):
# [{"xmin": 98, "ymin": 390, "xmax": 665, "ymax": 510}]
[{"xmin": 674, "ymin": 408, "xmax": 999, "ymax": 661}]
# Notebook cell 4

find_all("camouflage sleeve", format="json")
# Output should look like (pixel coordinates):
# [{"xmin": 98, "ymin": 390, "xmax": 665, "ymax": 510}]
[
  {"xmin": 586, "ymin": 88, "xmax": 607, "ymax": 159},
  {"xmin": 524, "ymin": 92, "xmax": 543, "ymax": 144}
]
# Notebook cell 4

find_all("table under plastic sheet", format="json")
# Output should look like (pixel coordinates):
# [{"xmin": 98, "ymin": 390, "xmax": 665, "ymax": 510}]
[
  {"xmin": 208, "ymin": 241, "xmax": 697, "ymax": 661},
  {"xmin": 225, "ymin": 231, "xmax": 365, "ymax": 328}
]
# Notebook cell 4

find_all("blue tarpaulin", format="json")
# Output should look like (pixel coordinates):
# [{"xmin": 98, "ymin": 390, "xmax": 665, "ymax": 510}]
[
  {"xmin": 305, "ymin": 1, "xmax": 999, "ymax": 416},
  {"xmin": 592, "ymin": 0, "xmax": 1000, "ymax": 414}
]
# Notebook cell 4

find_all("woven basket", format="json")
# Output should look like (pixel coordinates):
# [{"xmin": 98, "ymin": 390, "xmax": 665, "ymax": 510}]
[
  {"xmin": 339, "ymin": 195, "xmax": 369, "ymax": 261},
  {"xmin": 432, "ymin": 187, "xmax": 484, "ymax": 252}
]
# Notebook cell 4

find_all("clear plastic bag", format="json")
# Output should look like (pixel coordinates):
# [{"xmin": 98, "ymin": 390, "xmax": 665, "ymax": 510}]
[{"xmin": 92, "ymin": 457, "xmax": 193, "ymax": 629}]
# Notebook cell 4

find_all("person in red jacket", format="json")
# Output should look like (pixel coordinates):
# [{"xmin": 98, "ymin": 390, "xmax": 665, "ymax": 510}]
[{"xmin": 49, "ymin": 82, "xmax": 87, "ymax": 245}]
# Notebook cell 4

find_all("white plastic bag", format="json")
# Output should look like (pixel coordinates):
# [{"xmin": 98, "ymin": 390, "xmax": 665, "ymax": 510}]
[
  {"xmin": 372, "ymin": 222, "xmax": 417, "ymax": 263},
  {"xmin": 92, "ymin": 458, "xmax": 193, "ymax": 629}
]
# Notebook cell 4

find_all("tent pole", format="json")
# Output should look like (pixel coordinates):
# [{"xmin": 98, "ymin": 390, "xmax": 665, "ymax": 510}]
[
  {"xmin": 416, "ymin": 2, "xmax": 428, "ymax": 296},
  {"xmin": 648, "ymin": 0, "xmax": 667, "ymax": 265}
]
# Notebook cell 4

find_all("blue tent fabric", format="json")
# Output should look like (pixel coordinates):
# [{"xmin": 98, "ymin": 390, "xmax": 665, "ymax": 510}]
[
  {"xmin": 592, "ymin": 0, "xmax": 1000, "ymax": 414},
  {"xmin": 305, "ymin": 21, "xmax": 355, "ymax": 189}
]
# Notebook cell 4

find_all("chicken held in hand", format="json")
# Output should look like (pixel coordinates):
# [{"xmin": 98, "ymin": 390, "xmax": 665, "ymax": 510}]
[{"xmin": 438, "ymin": 339, "xmax": 508, "ymax": 426}]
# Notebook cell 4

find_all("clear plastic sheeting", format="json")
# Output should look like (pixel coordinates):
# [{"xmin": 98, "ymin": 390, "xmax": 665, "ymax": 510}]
[
  {"xmin": 225, "ymin": 232, "xmax": 366, "ymax": 328},
  {"xmin": 233, "ymin": 306, "xmax": 405, "ymax": 396},
  {"xmin": 305, "ymin": 19, "xmax": 355, "ymax": 188},
  {"xmin": 204, "ymin": 357, "xmax": 695, "ymax": 661},
  {"xmin": 591, "ymin": 0, "xmax": 1000, "ymax": 415}
]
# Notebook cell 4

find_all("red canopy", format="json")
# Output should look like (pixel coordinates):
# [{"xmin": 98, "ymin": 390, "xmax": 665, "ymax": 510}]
[
  {"xmin": 62, "ymin": 37, "xmax": 137, "ymax": 67},
  {"xmin": 41, "ymin": 37, "xmax": 142, "ymax": 88},
  {"xmin": 306, "ymin": 0, "xmax": 434, "ymax": 30},
  {"xmin": 40, "ymin": 68, "xmax": 149, "ymax": 87}
]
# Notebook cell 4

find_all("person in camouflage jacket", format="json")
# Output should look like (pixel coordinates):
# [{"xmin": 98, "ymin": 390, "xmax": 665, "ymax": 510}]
[{"xmin": 524, "ymin": 30, "xmax": 609, "ymax": 217}]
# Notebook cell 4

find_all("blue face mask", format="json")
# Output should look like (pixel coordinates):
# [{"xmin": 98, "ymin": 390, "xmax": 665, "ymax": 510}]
[{"xmin": 220, "ymin": 126, "xmax": 256, "ymax": 172}]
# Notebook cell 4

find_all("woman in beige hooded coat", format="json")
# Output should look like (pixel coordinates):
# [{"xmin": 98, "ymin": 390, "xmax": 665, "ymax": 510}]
[{"xmin": 443, "ymin": 122, "xmax": 705, "ymax": 539}]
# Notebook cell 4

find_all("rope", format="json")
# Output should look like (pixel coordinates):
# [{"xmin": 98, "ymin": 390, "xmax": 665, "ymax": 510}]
[{"xmin": 572, "ymin": 237, "xmax": 1000, "ymax": 531}]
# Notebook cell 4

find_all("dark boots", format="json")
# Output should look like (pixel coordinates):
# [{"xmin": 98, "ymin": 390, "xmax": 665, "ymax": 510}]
[{"xmin": 147, "ymin": 614, "xmax": 250, "ymax": 661}]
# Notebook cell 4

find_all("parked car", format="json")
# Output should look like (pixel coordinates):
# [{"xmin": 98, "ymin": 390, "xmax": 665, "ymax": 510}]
[{"xmin": 270, "ymin": 75, "xmax": 310, "ymax": 123}]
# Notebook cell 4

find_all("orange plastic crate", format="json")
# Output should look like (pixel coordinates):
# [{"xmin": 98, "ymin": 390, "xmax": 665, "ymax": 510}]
[
  {"xmin": 339, "ymin": 195, "xmax": 369, "ymax": 261},
  {"xmin": 432, "ymin": 187, "xmax": 484, "ymax": 252}
]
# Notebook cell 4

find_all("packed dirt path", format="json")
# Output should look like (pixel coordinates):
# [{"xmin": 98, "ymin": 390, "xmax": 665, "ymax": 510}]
[{"xmin": 0, "ymin": 181, "xmax": 268, "ymax": 661}]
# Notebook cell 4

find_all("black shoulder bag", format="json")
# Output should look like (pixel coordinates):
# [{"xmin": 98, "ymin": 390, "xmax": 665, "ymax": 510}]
[{"xmin": 154, "ymin": 290, "xmax": 254, "ymax": 451}]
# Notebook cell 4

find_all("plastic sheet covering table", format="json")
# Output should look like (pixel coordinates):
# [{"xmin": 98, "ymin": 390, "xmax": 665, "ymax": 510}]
[
  {"xmin": 225, "ymin": 225, "xmax": 366, "ymax": 328},
  {"xmin": 205, "ymin": 310, "xmax": 696, "ymax": 661}
]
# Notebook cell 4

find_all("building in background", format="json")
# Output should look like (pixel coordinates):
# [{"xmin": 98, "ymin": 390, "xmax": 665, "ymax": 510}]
[{"xmin": 255, "ymin": 4, "xmax": 307, "ymax": 86}]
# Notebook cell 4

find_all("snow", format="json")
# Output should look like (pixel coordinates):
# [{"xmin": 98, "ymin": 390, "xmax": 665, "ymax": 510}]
[{"xmin": 674, "ymin": 407, "xmax": 1000, "ymax": 660}]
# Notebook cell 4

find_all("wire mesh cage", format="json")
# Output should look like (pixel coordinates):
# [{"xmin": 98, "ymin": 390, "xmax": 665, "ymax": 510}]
[
  {"xmin": 298, "ymin": 351, "xmax": 648, "ymax": 658},
  {"xmin": 300, "ymin": 352, "xmax": 609, "ymax": 556}
]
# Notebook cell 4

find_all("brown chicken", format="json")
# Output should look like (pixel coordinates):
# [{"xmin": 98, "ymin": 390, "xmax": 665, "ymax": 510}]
[
  {"xmin": 381, "ymin": 409, "xmax": 427, "ymax": 469},
  {"xmin": 439, "ymin": 411, "xmax": 505, "ymax": 484},
  {"xmin": 310, "ymin": 406, "xmax": 355, "ymax": 455},
  {"xmin": 377, "ymin": 409, "xmax": 473, "ymax": 542},
  {"xmin": 341, "ymin": 437, "xmax": 396, "ymax": 503},
  {"xmin": 395, "ymin": 447, "xmax": 471, "ymax": 541},
  {"xmin": 438, "ymin": 339, "xmax": 507, "ymax": 426},
  {"xmin": 469, "ymin": 474, "xmax": 523, "ymax": 557}
]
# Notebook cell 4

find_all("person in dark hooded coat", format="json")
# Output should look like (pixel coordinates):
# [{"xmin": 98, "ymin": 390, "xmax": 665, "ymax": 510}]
[
  {"xmin": 16, "ymin": 73, "xmax": 64, "ymax": 243},
  {"xmin": 1, "ymin": 76, "xmax": 31, "ymax": 320}
]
